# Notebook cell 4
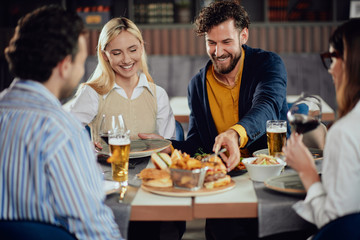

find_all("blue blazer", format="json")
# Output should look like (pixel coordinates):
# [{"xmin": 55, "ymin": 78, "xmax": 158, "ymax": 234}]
[{"xmin": 172, "ymin": 45, "xmax": 289, "ymax": 155}]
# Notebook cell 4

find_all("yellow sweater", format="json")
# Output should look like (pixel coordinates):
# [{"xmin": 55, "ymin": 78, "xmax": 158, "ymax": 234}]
[{"xmin": 206, "ymin": 48, "xmax": 249, "ymax": 150}]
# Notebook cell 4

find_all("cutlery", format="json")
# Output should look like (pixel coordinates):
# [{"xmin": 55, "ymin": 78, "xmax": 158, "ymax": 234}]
[{"xmin": 201, "ymin": 148, "xmax": 227, "ymax": 162}]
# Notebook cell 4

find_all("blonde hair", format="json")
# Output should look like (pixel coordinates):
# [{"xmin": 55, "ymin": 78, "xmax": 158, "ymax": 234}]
[{"xmin": 84, "ymin": 17, "xmax": 153, "ymax": 95}]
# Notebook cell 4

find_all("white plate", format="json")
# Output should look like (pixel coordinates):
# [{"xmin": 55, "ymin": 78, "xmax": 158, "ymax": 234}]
[
  {"xmin": 103, "ymin": 180, "xmax": 120, "ymax": 195},
  {"xmin": 264, "ymin": 173, "xmax": 306, "ymax": 196},
  {"xmin": 97, "ymin": 139, "xmax": 171, "ymax": 160},
  {"xmin": 129, "ymin": 139, "xmax": 171, "ymax": 158},
  {"xmin": 253, "ymin": 148, "xmax": 323, "ymax": 160}
]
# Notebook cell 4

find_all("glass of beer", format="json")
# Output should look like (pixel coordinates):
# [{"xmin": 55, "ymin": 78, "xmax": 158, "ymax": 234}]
[
  {"xmin": 109, "ymin": 115, "xmax": 131, "ymax": 187},
  {"xmin": 266, "ymin": 120, "xmax": 287, "ymax": 156}
]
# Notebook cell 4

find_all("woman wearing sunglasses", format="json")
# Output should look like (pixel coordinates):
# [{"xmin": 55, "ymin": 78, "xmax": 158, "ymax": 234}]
[{"xmin": 284, "ymin": 18, "xmax": 360, "ymax": 234}]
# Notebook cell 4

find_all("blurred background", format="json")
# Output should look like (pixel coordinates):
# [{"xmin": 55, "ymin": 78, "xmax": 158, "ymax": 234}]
[{"xmin": 0, "ymin": 0, "xmax": 357, "ymax": 111}]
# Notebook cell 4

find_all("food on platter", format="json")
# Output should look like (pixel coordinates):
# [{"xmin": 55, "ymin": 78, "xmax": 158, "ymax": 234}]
[
  {"xmin": 170, "ymin": 150, "xmax": 203, "ymax": 170},
  {"xmin": 201, "ymin": 156, "xmax": 231, "ymax": 189},
  {"xmin": 168, "ymin": 150, "xmax": 206, "ymax": 190},
  {"xmin": 234, "ymin": 157, "xmax": 246, "ymax": 170},
  {"xmin": 137, "ymin": 168, "xmax": 173, "ymax": 188},
  {"xmin": 170, "ymin": 167, "xmax": 207, "ymax": 191},
  {"xmin": 151, "ymin": 152, "xmax": 172, "ymax": 170},
  {"xmin": 251, "ymin": 154, "xmax": 280, "ymax": 165},
  {"xmin": 171, "ymin": 149, "xmax": 231, "ymax": 189},
  {"xmin": 140, "ymin": 149, "xmax": 231, "ymax": 190}
]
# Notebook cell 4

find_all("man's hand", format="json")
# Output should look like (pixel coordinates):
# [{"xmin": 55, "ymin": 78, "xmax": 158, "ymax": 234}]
[
  {"xmin": 213, "ymin": 129, "xmax": 240, "ymax": 172},
  {"xmin": 138, "ymin": 133, "xmax": 172, "ymax": 154}
]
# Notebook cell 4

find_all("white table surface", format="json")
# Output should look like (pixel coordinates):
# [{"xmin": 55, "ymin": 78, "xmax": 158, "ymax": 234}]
[{"xmin": 194, "ymin": 173, "xmax": 258, "ymax": 218}]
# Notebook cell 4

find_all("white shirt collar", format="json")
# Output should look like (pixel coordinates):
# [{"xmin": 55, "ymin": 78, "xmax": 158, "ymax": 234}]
[{"xmin": 111, "ymin": 72, "xmax": 155, "ymax": 97}]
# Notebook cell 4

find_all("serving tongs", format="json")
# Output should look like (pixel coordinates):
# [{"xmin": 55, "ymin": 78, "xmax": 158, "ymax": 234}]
[{"xmin": 201, "ymin": 148, "xmax": 227, "ymax": 162}]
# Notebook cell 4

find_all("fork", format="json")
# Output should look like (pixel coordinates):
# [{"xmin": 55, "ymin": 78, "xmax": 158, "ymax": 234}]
[{"xmin": 201, "ymin": 148, "xmax": 227, "ymax": 162}]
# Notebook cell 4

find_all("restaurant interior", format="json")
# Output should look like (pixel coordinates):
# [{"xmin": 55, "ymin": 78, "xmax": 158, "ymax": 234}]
[{"xmin": 0, "ymin": 0, "xmax": 356, "ymax": 239}]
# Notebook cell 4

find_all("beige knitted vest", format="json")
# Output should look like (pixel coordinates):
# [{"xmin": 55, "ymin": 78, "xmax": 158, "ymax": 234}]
[{"xmin": 89, "ymin": 82, "xmax": 157, "ymax": 140}]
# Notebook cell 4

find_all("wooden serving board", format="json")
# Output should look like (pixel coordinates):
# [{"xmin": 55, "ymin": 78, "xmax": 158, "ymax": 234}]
[{"xmin": 141, "ymin": 180, "xmax": 235, "ymax": 197}]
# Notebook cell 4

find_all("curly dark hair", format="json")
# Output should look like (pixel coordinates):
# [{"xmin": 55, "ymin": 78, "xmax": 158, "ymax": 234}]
[
  {"xmin": 194, "ymin": 0, "xmax": 250, "ymax": 36},
  {"xmin": 5, "ymin": 5, "xmax": 85, "ymax": 83}
]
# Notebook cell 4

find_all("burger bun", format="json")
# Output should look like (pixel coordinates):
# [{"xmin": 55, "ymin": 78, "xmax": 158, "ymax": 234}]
[
  {"xmin": 204, "ymin": 175, "xmax": 231, "ymax": 189},
  {"xmin": 138, "ymin": 168, "xmax": 173, "ymax": 188}
]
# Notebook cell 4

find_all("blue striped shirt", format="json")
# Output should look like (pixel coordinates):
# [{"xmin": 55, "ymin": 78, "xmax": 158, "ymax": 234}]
[{"xmin": 0, "ymin": 79, "xmax": 122, "ymax": 239}]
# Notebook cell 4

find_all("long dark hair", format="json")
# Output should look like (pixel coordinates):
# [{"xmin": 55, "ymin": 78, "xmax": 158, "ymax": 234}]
[{"xmin": 331, "ymin": 18, "xmax": 360, "ymax": 118}]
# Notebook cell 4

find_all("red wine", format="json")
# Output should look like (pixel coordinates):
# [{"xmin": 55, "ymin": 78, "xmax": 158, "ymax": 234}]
[
  {"xmin": 100, "ymin": 134, "xmax": 109, "ymax": 144},
  {"xmin": 289, "ymin": 114, "xmax": 320, "ymax": 134}
]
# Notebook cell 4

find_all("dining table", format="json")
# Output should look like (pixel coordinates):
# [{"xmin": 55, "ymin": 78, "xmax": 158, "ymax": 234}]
[{"xmin": 100, "ymin": 153, "xmax": 321, "ymax": 239}]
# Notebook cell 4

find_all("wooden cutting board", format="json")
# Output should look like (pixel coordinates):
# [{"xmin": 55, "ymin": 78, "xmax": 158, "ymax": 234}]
[{"xmin": 141, "ymin": 180, "xmax": 235, "ymax": 197}]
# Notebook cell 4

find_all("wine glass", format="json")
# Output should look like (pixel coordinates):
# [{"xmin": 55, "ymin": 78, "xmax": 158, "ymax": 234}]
[
  {"xmin": 98, "ymin": 114, "xmax": 111, "ymax": 154},
  {"xmin": 99, "ymin": 114, "xmax": 129, "ymax": 152},
  {"xmin": 287, "ymin": 94, "xmax": 322, "ymax": 134}
]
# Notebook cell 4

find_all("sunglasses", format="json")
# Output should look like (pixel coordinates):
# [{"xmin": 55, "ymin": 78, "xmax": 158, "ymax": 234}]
[{"xmin": 320, "ymin": 51, "xmax": 342, "ymax": 70}]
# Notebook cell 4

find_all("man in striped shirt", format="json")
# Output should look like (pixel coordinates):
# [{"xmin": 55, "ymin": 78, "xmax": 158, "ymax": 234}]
[{"xmin": 0, "ymin": 5, "xmax": 122, "ymax": 239}]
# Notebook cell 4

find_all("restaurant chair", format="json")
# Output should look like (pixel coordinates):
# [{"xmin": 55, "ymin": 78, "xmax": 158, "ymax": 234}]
[
  {"xmin": 312, "ymin": 212, "xmax": 360, "ymax": 240},
  {"xmin": 0, "ymin": 220, "xmax": 77, "ymax": 240},
  {"xmin": 175, "ymin": 120, "xmax": 185, "ymax": 141}
]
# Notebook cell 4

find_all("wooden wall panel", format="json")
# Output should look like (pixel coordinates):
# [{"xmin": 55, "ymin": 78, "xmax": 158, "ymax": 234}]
[
  {"xmin": 313, "ymin": 26, "xmax": 321, "ymax": 53},
  {"xmin": 268, "ymin": 26, "xmax": 276, "ymax": 52},
  {"xmin": 295, "ymin": 26, "xmax": 303, "ymax": 53},
  {"xmin": 187, "ymin": 29, "xmax": 196, "ymax": 56},
  {"xmin": 195, "ymin": 35, "xmax": 206, "ymax": 56},
  {"xmin": 248, "ymin": 27, "xmax": 258, "ymax": 49},
  {"xmin": 152, "ymin": 29, "xmax": 161, "ymax": 55},
  {"xmin": 321, "ymin": 27, "xmax": 330, "ymax": 52},
  {"xmin": 161, "ymin": 29, "xmax": 170, "ymax": 55},
  {"xmin": 304, "ymin": 26, "xmax": 312, "ymax": 52},
  {"xmin": 85, "ymin": 23, "xmax": 339, "ymax": 56},
  {"xmin": 259, "ymin": 27, "xmax": 267, "ymax": 50},
  {"xmin": 143, "ymin": 29, "xmax": 152, "ymax": 54},
  {"xmin": 285, "ymin": 26, "xmax": 294, "ymax": 53},
  {"xmin": 277, "ymin": 27, "xmax": 285, "ymax": 53},
  {"xmin": 170, "ymin": 29, "xmax": 179, "ymax": 55},
  {"xmin": 179, "ymin": 28, "xmax": 187, "ymax": 55}
]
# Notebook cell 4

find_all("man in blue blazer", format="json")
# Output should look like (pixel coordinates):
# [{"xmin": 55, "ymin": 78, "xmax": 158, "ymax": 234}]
[
  {"xmin": 171, "ymin": 1, "xmax": 289, "ymax": 173},
  {"xmin": 138, "ymin": 1, "xmax": 291, "ymax": 239}
]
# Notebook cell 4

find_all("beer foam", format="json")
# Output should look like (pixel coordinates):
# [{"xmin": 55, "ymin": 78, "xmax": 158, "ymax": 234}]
[
  {"xmin": 267, "ymin": 126, "xmax": 287, "ymax": 133},
  {"xmin": 109, "ymin": 138, "xmax": 130, "ymax": 145}
]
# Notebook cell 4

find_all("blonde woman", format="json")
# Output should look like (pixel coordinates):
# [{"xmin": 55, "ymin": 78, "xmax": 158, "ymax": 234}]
[{"xmin": 69, "ymin": 17, "xmax": 175, "ymax": 141}]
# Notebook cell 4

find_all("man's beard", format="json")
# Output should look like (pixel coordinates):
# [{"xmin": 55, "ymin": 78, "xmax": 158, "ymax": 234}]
[{"xmin": 211, "ymin": 51, "xmax": 241, "ymax": 74}]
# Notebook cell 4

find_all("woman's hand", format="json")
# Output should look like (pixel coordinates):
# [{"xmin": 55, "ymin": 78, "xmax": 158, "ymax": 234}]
[
  {"xmin": 94, "ymin": 142, "xmax": 103, "ymax": 151},
  {"xmin": 138, "ymin": 133, "xmax": 172, "ymax": 154},
  {"xmin": 283, "ymin": 132, "xmax": 320, "ymax": 190}
]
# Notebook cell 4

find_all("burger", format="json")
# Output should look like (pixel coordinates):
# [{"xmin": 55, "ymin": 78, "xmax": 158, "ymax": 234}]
[
  {"xmin": 202, "ymin": 156, "xmax": 231, "ymax": 189},
  {"xmin": 137, "ymin": 168, "xmax": 173, "ymax": 188}
]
